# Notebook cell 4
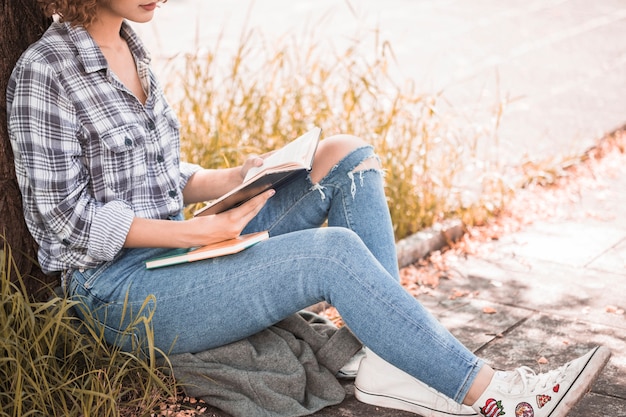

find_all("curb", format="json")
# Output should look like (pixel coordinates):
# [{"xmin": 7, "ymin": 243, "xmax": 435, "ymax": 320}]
[{"xmin": 395, "ymin": 219, "xmax": 465, "ymax": 268}]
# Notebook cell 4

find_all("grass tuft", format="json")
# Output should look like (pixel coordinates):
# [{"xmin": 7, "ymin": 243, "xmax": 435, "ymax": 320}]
[{"xmin": 0, "ymin": 239, "xmax": 177, "ymax": 417}]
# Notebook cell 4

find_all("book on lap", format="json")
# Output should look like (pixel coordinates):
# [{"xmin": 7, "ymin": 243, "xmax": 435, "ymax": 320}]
[
  {"xmin": 194, "ymin": 127, "xmax": 322, "ymax": 216},
  {"xmin": 145, "ymin": 231, "xmax": 269, "ymax": 269}
]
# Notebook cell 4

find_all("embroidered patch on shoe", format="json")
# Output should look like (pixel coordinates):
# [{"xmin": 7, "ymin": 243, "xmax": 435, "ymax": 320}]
[
  {"xmin": 552, "ymin": 384, "xmax": 560, "ymax": 393},
  {"xmin": 515, "ymin": 402, "xmax": 535, "ymax": 417},
  {"xmin": 536, "ymin": 394, "xmax": 551, "ymax": 408},
  {"xmin": 480, "ymin": 398, "xmax": 505, "ymax": 417}
]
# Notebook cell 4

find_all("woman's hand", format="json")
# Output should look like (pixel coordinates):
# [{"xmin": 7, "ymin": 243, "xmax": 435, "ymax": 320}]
[
  {"xmin": 188, "ymin": 188, "xmax": 275, "ymax": 245},
  {"xmin": 124, "ymin": 189, "xmax": 275, "ymax": 249},
  {"xmin": 183, "ymin": 154, "xmax": 271, "ymax": 205}
]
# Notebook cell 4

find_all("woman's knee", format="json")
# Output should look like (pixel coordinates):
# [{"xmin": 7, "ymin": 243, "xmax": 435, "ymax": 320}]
[{"xmin": 310, "ymin": 134, "xmax": 380, "ymax": 183}]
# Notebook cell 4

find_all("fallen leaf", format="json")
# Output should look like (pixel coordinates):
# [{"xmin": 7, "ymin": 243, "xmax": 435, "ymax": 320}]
[
  {"xmin": 449, "ymin": 289, "xmax": 470, "ymax": 300},
  {"xmin": 606, "ymin": 305, "xmax": 625, "ymax": 315},
  {"xmin": 483, "ymin": 306, "xmax": 497, "ymax": 314},
  {"xmin": 537, "ymin": 356, "xmax": 549, "ymax": 365}
]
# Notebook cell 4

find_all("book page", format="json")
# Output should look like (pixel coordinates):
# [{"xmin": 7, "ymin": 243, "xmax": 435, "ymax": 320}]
[{"xmin": 244, "ymin": 127, "xmax": 321, "ymax": 182}]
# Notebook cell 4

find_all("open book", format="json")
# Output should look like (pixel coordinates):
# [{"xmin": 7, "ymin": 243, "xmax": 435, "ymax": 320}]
[
  {"xmin": 194, "ymin": 127, "xmax": 322, "ymax": 216},
  {"xmin": 145, "ymin": 231, "xmax": 269, "ymax": 269}
]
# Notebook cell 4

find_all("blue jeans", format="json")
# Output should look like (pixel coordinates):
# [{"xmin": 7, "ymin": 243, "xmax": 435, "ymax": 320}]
[{"xmin": 67, "ymin": 146, "xmax": 482, "ymax": 403}]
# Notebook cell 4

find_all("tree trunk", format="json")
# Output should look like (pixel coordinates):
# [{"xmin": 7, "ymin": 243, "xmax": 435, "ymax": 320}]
[{"xmin": 0, "ymin": 0, "xmax": 55, "ymax": 300}]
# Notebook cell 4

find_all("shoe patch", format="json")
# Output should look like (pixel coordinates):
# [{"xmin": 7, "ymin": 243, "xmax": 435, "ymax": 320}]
[
  {"xmin": 553, "ymin": 384, "xmax": 560, "ymax": 393},
  {"xmin": 515, "ymin": 402, "xmax": 535, "ymax": 417},
  {"xmin": 480, "ymin": 398, "xmax": 506, "ymax": 417},
  {"xmin": 536, "ymin": 394, "xmax": 551, "ymax": 408}
]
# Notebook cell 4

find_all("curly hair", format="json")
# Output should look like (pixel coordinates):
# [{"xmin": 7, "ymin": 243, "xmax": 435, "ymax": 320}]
[{"xmin": 37, "ymin": 0, "xmax": 167, "ymax": 27}]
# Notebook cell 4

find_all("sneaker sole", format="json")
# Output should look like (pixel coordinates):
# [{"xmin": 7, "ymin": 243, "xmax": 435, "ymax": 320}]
[
  {"xmin": 354, "ymin": 385, "xmax": 478, "ymax": 417},
  {"xmin": 547, "ymin": 346, "xmax": 611, "ymax": 417}
]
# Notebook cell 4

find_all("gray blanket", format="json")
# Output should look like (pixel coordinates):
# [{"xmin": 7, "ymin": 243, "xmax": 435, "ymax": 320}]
[{"xmin": 167, "ymin": 312, "xmax": 363, "ymax": 417}]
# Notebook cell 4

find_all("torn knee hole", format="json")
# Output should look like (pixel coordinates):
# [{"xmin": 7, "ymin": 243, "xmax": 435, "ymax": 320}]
[{"xmin": 351, "ymin": 156, "xmax": 381, "ymax": 172}]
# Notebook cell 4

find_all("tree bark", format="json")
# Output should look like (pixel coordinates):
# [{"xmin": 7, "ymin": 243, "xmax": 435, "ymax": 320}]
[{"xmin": 0, "ymin": 0, "xmax": 55, "ymax": 300}]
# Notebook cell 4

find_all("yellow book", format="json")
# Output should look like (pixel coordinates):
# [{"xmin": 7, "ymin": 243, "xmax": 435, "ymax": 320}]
[{"xmin": 145, "ymin": 231, "xmax": 269, "ymax": 269}]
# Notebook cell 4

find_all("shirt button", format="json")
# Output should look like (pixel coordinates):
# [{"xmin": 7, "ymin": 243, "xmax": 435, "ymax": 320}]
[
  {"xmin": 147, "ymin": 121, "xmax": 156, "ymax": 130},
  {"xmin": 156, "ymin": 155, "xmax": 165, "ymax": 163},
  {"xmin": 124, "ymin": 137, "xmax": 133, "ymax": 146},
  {"xmin": 168, "ymin": 190, "xmax": 177, "ymax": 198}
]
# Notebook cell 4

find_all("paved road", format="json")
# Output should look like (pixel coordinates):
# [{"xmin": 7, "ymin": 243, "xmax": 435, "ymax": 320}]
[{"xmin": 134, "ymin": 0, "xmax": 626, "ymax": 165}]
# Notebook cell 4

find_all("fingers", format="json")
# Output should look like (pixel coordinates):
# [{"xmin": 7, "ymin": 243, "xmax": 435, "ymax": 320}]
[
  {"xmin": 220, "ymin": 189, "xmax": 275, "ymax": 232},
  {"xmin": 233, "ymin": 189, "xmax": 275, "ymax": 222},
  {"xmin": 240, "ymin": 155, "xmax": 265, "ymax": 179},
  {"xmin": 187, "ymin": 189, "xmax": 275, "ymax": 246},
  {"xmin": 248, "ymin": 155, "xmax": 265, "ymax": 167}
]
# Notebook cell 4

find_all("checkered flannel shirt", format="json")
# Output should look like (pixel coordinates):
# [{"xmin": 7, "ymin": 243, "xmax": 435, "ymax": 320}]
[{"xmin": 6, "ymin": 21, "xmax": 201, "ymax": 275}]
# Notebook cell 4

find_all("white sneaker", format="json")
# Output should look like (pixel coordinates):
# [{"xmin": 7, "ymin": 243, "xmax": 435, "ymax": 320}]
[
  {"xmin": 354, "ymin": 349, "xmax": 479, "ymax": 416},
  {"xmin": 337, "ymin": 348, "xmax": 366, "ymax": 379},
  {"xmin": 472, "ymin": 346, "xmax": 611, "ymax": 417}
]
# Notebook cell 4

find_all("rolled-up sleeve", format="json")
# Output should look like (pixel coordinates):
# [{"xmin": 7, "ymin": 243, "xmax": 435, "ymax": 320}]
[
  {"xmin": 88, "ymin": 200, "xmax": 134, "ymax": 261},
  {"xmin": 179, "ymin": 161, "xmax": 203, "ymax": 191}
]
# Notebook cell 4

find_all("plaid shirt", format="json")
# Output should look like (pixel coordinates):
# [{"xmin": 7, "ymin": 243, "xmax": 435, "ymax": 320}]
[{"xmin": 7, "ymin": 21, "xmax": 201, "ymax": 275}]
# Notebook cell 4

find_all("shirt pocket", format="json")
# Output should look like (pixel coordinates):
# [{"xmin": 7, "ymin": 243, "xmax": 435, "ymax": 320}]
[
  {"xmin": 100, "ymin": 125, "xmax": 147, "ymax": 194},
  {"xmin": 157, "ymin": 105, "xmax": 182, "ymax": 162},
  {"xmin": 162, "ymin": 106, "xmax": 181, "ymax": 131}
]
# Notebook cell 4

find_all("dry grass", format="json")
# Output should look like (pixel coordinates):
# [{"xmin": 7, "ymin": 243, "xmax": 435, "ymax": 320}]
[
  {"xmin": 0, "ymin": 241, "xmax": 177, "ymax": 417},
  {"xmin": 165, "ymin": 28, "xmax": 513, "ymax": 239}
]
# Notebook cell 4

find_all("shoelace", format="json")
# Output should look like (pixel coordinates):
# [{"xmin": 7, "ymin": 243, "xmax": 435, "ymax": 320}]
[{"xmin": 499, "ymin": 362, "xmax": 571, "ymax": 395}]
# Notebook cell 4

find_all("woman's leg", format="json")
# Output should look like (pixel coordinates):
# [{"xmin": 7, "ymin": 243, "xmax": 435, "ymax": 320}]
[
  {"xmin": 68, "ymin": 227, "xmax": 481, "ymax": 403},
  {"xmin": 244, "ymin": 135, "xmax": 400, "ymax": 281}
]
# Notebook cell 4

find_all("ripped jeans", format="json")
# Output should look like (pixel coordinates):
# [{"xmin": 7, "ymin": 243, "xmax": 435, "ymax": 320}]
[{"xmin": 67, "ymin": 146, "xmax": 482, "ymax": 403}]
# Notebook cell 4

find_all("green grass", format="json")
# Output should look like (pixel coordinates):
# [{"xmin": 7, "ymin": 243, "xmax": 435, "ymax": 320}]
[
  {"xmin": 0, "ymin": 241, "xmax": 177, "ymax": 417},
  {"xmin": 166, "ymin": 28, "xmax": 514, "ymax": 239}
]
